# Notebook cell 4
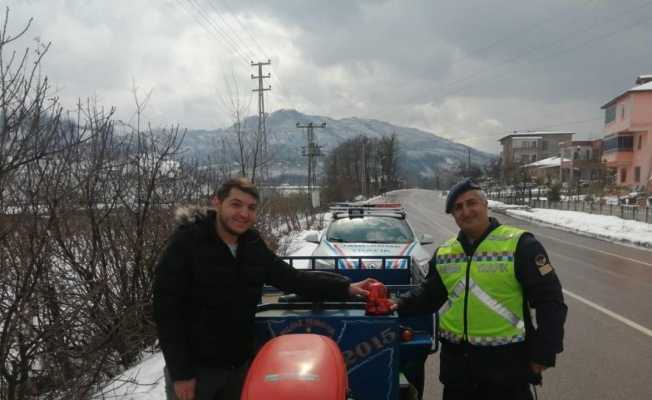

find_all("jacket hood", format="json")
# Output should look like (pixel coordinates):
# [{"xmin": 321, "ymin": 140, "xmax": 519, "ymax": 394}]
[
  {"xmin": 174, "ymin": 205, "xmax": 261, "ymax": 244},
  {"xmin": 174, "ymin": 206, "xmax": 214, "ymax": 226}
]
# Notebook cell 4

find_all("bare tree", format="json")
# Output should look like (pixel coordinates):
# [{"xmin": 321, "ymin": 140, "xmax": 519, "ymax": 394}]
[{"xmin": 322, "ymin": 134, "xmax": 402, "ymax": 202}]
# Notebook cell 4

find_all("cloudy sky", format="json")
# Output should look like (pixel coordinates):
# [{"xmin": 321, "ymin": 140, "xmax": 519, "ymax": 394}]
[{"xmin": 4, "ymin": 0, "xmax": 652, "ymax": 153}]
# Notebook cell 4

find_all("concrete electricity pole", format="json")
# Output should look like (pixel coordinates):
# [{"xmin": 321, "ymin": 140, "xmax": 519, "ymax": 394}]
[
  {"xmin": 296, "ymin": 122, "xmax": 326, "ymax": 206},
  {"xmin": 467, "ymin": 147, "xmax": 471, "ymax": 177},
  {"xmin": 251, "ymin": 60, "xmax": 271, "ymax": 180}
]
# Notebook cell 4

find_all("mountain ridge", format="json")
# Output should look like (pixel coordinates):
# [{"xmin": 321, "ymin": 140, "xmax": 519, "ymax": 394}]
[{"xmin": 178, "ymin": 109, "xmax": 496, "ymax": 182}]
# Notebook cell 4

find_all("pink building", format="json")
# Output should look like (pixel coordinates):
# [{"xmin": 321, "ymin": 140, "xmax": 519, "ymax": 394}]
[{"xmin": 601, "ymin": 75, "xmax": 652, "ymax": 192}]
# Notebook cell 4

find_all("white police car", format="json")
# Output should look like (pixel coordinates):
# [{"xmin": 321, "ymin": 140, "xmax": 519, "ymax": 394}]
[{"xmin": 303, "ymin": 203, "xmax": 433, "ymax": 283}]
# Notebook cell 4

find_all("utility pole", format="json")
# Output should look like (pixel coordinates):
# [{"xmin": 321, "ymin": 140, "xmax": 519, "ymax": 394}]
[
  {"xmin": 251, "ymin": 60, "xmax": 271, "ymax": 181},
  {"xmin": 297, "ymin": 122, "xmax": 326, "ymax": 206},
  {"xmin": 361, "ymin": 137, "xmax": 367, "ymax": 197},
  {"xmin": 467, "ymin": 147, "xmax": 471, "ymax": 177}
]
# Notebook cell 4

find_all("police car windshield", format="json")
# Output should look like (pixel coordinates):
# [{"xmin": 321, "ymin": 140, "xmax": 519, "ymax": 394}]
[{"xmin": 326, "ymin": 216, "xmax": 414, "ymax": 243}]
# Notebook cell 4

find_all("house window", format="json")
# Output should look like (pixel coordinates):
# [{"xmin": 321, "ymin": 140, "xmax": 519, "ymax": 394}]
[
  {"xmin": 639, "ymin": 135, "xmax": 643, "ymax": 150},
  {"xmin": 585, "ymin": 149, "xmax": 590, "ymax": 160},
  {"xmin": 605, "ymin": 104, "xmax": 616, "ymax": 124},
  {"xmin": 520, "ymin": 155, "xmax": 530, "ymax": 163},
  {"xmin": 603, "ymin": 135, "xmax": 633, "ymax": 152},
  {"xmin": 620, "ymin": 168, "xmax": 627, "ymax": 183},
  {"xmin": 531, "ymin": 154, "xmax": 537, "ymax": 162},
  {"xmin": 635, "ymin": 167, "xmax": 641, "ymax": 182},
  {"xmin": 621, "ymin": 105, "xmax": 625, "ymax": 119}
]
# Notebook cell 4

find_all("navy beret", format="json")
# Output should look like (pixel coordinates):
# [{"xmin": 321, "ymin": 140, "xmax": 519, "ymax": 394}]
[{"xmin": 445, "ymin": 179, "xmax": 482, "ymax": 213}]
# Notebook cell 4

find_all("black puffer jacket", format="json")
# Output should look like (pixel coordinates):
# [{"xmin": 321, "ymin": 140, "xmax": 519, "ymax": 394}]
[{"xmin": 153, "ymin": 209, "xmax": 351, "ymax": 381}]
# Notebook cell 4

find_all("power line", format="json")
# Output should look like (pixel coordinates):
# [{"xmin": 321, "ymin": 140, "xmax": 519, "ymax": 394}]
[
  {"xmin": 214, "ymin": 0, "xmax": 269, "ymax": 59},
  {"xmin": 202, "ymin": 0, "xmax": 258, "ymax": 61},
  {"xmin": 183, "ymin": 0, "xmax": 250, "ymax": 65},
  {"xmin": 443, "ymin": 0, "xmax": 602, "ymax": 88},
  {"xmin": 181, "ymin": 0, "xmax": 295, "ymax": 122},
  {"xmin": 170, "ymin": 0, "xmax": 234, "ymax": 123},
  {"xmin": 436, "ymin": 0, "xmax": 652, "ymax": 99},
  {"xmin": 208, "ymin": 0, "xmax": 293, "ymax": 110}
]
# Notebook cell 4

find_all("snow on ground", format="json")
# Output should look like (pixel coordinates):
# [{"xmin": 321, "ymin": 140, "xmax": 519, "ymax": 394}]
[
  {"xmin": 489, "ymin": 200, "xmax": 652, "ymax": 249},
  {"xmin": 94, "ymin": 352, "xmax": 166, "ymax": 400}
]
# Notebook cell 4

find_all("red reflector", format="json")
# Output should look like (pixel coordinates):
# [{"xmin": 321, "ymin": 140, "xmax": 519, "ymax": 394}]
[{"xmin": 401, "ymin": 329, "xmax": 413, "ymax": 342}]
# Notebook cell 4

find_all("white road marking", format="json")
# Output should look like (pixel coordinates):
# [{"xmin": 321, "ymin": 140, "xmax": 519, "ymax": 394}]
[
  {"xmin": 524, "ymin": 228, "xmax": 651, "ymax": 268},
  {"xmin": 552, "ymin": 251, "xmax": 652, "ymax": 289},
  {"xmin": 563, "ymin": 289, "xmax": 652, "ymax": 338}
]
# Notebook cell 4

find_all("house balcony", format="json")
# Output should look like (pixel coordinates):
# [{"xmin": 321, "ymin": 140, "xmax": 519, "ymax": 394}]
[
  {"xmin": 602, "ymin": 134, "xmax": 633, "ymax": 167},
  {"xmin": 602, "ymin": 150, "xmax": 633, "ymax": 167}
]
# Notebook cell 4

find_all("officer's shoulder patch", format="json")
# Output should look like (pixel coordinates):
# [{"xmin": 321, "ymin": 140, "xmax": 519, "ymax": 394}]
[
  {"xmin": 538, "ymin": 263, "xmax": 554, "ymax": 276},
  {"xmin": 534, "ymin": 254, "xmax": 548, "ymax": 267}
]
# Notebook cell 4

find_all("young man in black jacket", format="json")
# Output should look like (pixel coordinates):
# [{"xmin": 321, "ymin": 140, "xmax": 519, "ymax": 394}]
[
  {"xmin": 153, "ymin": 178, "xmax": 375, "ymax": 400},
  {"xmin": 392, "ymin": 179, "xmax": 567, "ymax": 400}
]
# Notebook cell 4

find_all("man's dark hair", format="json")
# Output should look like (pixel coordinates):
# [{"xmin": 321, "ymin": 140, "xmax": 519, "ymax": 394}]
[{"xmin": 216, "ymin": 177, "xmax": 260, "ymax": 201}]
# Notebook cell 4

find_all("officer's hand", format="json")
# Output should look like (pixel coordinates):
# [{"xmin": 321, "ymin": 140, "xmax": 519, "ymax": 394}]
[
  {"xmin": 348, "ymin": 278, "xmax": 378, "ymax": 298},
  {"xmin": 529, "ymin": 362, "xmax": 547, "ymax": 375},
  {"xmin": 174, "ymin": 378, "xmax": 196, "ymax": 400},
  {"xmin": 388, "ymin": 298, "xmax": 400, "ymax": 311}
]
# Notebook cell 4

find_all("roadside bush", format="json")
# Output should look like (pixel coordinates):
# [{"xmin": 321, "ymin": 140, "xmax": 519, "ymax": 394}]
[{"xmin": 547, "ymin": 183, "xmax": 561, "ymax": 202}]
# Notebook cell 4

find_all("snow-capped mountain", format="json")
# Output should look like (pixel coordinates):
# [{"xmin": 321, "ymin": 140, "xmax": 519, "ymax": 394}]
[{"xmin": 179, "ymin": 109, "xmax": 495, "ymax": 181}]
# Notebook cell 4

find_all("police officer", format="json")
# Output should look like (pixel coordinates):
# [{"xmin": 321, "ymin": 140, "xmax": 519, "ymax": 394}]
[{"xmin": 392, "ymin": 179, "xmax": 567, "ymax": 400}]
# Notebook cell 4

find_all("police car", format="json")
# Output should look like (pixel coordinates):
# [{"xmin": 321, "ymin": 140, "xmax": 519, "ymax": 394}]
[{"xmin": 303, "ymin": 203, "xmax": 434, "ymax": 283}]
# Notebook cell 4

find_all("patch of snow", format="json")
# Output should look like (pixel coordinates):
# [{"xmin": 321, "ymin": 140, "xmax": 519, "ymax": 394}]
[
  {"xmin": 489, "ymin": 200, "xmax": 652, "ymax": 249},
  {"xmin": 94, "ymin": 352, "xmax": 166, "ymax": 400}
]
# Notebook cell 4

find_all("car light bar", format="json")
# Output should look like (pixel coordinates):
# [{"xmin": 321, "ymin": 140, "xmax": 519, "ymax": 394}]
[{"xmin": 330, "ymin": 203, "xmax": 406, "ymax": 218}]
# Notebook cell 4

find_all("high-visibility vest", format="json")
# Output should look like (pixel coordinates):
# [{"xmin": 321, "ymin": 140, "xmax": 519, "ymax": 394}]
[{"xmin": 436, "ymin": 225, "xmax": 526, "ymax": 346}]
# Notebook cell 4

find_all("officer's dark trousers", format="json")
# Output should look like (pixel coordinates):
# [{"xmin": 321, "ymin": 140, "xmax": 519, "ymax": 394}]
[
  {"xmin": 164, "ymin": 363, "xmax": 249, "ymax": 400},
  {"xmin": 442, "ymin": 381, "xmax": 534, "ymax": 400}
]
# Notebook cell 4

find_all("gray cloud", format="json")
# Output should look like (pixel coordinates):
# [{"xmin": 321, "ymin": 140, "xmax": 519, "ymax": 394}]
[{"xmin": 4, "ymin": 0, "xmax": 652, "ymax": 153}]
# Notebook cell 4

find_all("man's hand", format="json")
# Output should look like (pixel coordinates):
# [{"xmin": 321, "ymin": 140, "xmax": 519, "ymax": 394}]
[
  {"xmin": 388, "ymin": 298, "xmax": 399, "ymax": 311},
  {"xmin": 348, "ymin": 278, "xmax": 378, "ymax": 298},
  {"xmin": 174, "ymin": 378, "xmax": 196, "ymax": 400},
  {"xmin": 529, "ymin": 362, "xmax": 547, "ymax": 375}
]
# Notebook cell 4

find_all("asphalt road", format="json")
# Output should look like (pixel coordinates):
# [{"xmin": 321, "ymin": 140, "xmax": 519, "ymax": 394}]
[{"xmin": 383, "ymin": 188, "xmax": 652, "ymax": 400}]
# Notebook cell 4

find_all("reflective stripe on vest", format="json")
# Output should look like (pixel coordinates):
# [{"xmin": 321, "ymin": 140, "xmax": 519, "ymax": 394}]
[{"xmin": 436, "ymin": 225, "xmax": 526, "ymax": 346}]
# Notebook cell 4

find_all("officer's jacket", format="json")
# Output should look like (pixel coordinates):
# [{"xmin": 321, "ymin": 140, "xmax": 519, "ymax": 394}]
[
  {"xmin": 153, "ymin": 209, "xmax": 351, "ymax": 382},
  {"xmin": 399, "ymin": 218, "xmax": 567, "ymax": 385}
]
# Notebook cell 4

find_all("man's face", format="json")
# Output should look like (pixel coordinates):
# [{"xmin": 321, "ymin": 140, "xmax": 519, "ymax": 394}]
[
  {"xmin": 451, "ymin": 190, "xmax": 489, "ymax": 236},
  {"xmin": 213, "ymin": 188, "xmax": 258, "ymax": 237}
]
